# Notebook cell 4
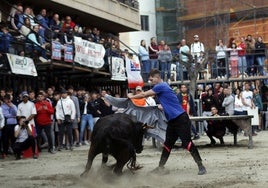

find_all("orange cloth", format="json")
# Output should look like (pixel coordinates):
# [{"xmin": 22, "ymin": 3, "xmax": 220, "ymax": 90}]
[{"xmin": 131, "ymin": 98, "xmax": 146, "ymax": 107}]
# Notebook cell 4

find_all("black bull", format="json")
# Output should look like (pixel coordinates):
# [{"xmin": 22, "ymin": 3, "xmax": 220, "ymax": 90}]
[{"xmin": 81, "ymin": 113, "xmax": 147, "ymax": 176}]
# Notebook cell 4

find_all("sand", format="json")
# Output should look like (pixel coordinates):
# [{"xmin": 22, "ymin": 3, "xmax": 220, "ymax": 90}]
[{"xmin": 1, "ymin": 130, "xmax": 268, "ymax": 188}]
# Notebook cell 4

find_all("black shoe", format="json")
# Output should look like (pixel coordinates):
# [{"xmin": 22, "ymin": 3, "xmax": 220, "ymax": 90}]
[
  {"xmin": 198, "ymin": 165, "xmax": 207, "ymax": 175},
  {"xmin": 16, "ymin": 154, "xmax": 21, "ymax": 160}
]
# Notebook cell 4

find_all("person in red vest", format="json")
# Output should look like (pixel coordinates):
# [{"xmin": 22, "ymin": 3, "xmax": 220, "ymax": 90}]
[{"xmin": 35, "ymin": 92, "xmax": 56, "ymax": 154}]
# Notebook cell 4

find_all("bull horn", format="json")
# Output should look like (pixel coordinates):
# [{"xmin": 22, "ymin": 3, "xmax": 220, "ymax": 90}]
[{"xmin": 142, "ymin": 124, "xmax": 155, "ymax": 129}]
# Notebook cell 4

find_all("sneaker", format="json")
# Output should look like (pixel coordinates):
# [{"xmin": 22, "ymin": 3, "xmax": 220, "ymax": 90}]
[
  {"xmin": 198, "ymin": 165, "xmax": 207, "ymax": 175},
  {"xmin": 76, "ymin": 142, "xmax": 81, "ymax": 147},
  {"xmin": 70, "ymin": 146, "xmax": 73, "ymax": 151},
  {"xmin": 41, "ymin": 142, "xmax": 48, "ymax": 149},
  {"xmin": 16, "ymin": 154, "xmax": 21, "ymax": 160},
  {"xmin": 83, "ymin": 141, "xmax": 89, "ymax": 145},
  {"xmin": 49, "ymin": 148, "xmax": 57, "ymax": 154}
]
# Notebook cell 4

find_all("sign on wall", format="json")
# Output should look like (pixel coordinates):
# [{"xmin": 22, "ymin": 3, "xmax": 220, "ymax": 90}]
[{"xmin": 6, "ymin": 53, "xmax": 37, "ymax": 76}]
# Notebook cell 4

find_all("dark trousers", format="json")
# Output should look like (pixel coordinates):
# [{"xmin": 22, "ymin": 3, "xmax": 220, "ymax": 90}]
[
  {"xmin": 2, "ymin": 124, "xmax": 16, "ymax": 155},
  {"xmin": 13, "ymin": 136, "xmax": 36, "ymax": 156},
  {"xmin": 159, "ymin": 112, "xmax": 202, "ymax": 167},
  {"xmin": 58, "ymin": 121, "xmax": 73, "ymax": 147},
  {"xmin": 36, "ymin": 124, "xmax": 53, "ymax": 150}
]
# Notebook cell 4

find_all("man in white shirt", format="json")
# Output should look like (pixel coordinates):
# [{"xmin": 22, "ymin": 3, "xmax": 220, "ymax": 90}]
[
  {"xmin": 17, "ymin": 91, "xmax": 37, "ymax": 127},
  {"xmin": 190, "ymin": 35, "xmax": 205, "ymax": 59}
]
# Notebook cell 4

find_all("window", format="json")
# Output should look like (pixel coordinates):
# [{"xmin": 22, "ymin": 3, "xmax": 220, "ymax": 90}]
[{"xmin": 140, "ymin": 15, "xmax": 149, "ymax": 31}]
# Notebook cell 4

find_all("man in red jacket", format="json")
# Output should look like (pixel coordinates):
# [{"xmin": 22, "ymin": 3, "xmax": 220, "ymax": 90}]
[{"xmin": 35, "ymin": 92, "xmax": 56, "ymax": 154}]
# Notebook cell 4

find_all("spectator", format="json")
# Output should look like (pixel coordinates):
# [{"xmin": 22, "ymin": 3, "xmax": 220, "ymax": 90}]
[
  {"xmin": 0, "ymin": 26, "xmax": 12, "ymax": 53},
  {"xmin": 20, "ymin": 17, "xmax": 31, "ymax": 36},
  {"xmin": 23, "ymin": 7, "xmax": 36, "ymax": 26},
  {"xmin": 227, "ymin": 42, "xmax": 240, "ymax": 78},
  {"xmin": 245, "ymin": 34, "xmax": 255, "ymax": 76},
  {"xmin": 55, "ymin": 89, "xmax": 76, "ymax": 151},
  {"xmin": 177, "ymin": 84, "xmax": 200, "ymax": 140},
  {"xmin": 158, "ymin": 44, "xmax": 172, "ymax": 81},
  {"xmin": 1, "ymin": 94, "xmax": 18, "ymax": 158},
  {"xmin": 255, "ymin": 36, "xmax": 266, "ymax": 76},
  {"xmin": 222, "ymin": 87, "xmax": 235, "ymax": 115},
  {"xmin": 35, "ymin": 92, "xmax": 56, "ymax": 154},
  {"xmin": 138, "ymin": 40, "xmax": 150, "ymax": 82},
  {"xmin": 237, "ymin": 37, "xmax": 247, "ymax": 75},
  {"xmin": 61, "ymin": 16, "xmax": 75, "ymax": 33},
  {"xmin": 13, "ymin": 116, "xmax": 37, "ymax": 159},
  {"xmin": 215, "ymin": 39, "xmax": 227, "ymax": 78},
  {"xmin": 180, "ymin": 39, "xmax": 190, "ymax": 80},
  {"xmin": 201, "ymin": 88, "xmax": 216, "ymax": 131},
  {"xmin": 234, "ymin": 88, "xmax": 244, "ymax": 115},
  {"xmin": 79, "ymin": 94, "xmax": 96, "ymax": 145},
  {"xmin": 148, "ymin": 37, "xmax": 159, "ymax": 69},
  {"xmin": 27, "ymin": 24, "xmax": 49, "ymax": 61},
  {"xmin": 49, "ymin": 13, "xmax": 62, "ymax": 41},
  {"xmin": 67, "ymin": 86, "xmax": 81, "ymax": 147},
  {"xmin": 11, "ymin": 5, "xmax": 24, "ymax": 31},
  {"xmin": 172, "ymin": 42, "xmax": 182, "ymax": 81},
  {"xmin": 0, "ymin": 102, "xmax": 5, "ymax": 157},
  {"xmin": 253, "ymin": 88, "xmax": 263, "ymax": 131},
  {"xmin": 190, "ymin": 34, "xmax": 205, "ymax": 60},
  {"xmin": 35, "ymin": 9, "xmax": 49, "ymax": 44},
  {"xmin": 17, "ymin": 91, "xmax": 37, "ymax": 129}
]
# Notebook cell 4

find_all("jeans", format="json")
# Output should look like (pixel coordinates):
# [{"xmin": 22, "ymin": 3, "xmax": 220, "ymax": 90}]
[
  {"xmin": 256, "ymin": 56, "xmax": 265, "ymax": 75},
  {"xmin": 160, "ymin": 61, "xmax": 171, "ymax": 80},
  {"xmin": 141, "ymin": 59, "xmax": 151, "ymax": 82},
  {"xmin": 175, "ymin": 62, "xmax": 183, "ymax": 81},
  {"xmin": 238, "ymin": 56, "xmax": 247, "ymax": 74},
  {"xmin": 246, "ymin": 55, "xmax": 254, "ymax": 75},
  {"xmin": 80, "ymin": 114, "xmax": 94, "ymax": 143},
  {"xmin": 150, "ymin": 59, "xmax": 159, "ymax": 69},
  {"xmin": 36, "ymin": 124, "xmax": 53, "ymax": 150}
]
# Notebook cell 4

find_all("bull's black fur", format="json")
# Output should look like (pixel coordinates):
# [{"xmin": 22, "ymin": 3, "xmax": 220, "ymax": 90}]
[{"xmin": 81, "ymin": 113, "xmax": 145, "ymax": 177}]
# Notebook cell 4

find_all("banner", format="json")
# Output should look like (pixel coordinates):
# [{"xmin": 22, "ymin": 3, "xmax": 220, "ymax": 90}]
[
  {"xmin": 64, "ymin": 44, "xmax": 73, "ymax": 63},
  {"xmin": 74, "ymin": 36, "xmax": 105, "ymax": 68},
  {"xmin": 110, "ymin": 57, "xmax": 126, "ymax": 81},
  {"xmin": 6, "ymin": 53, "xmax": 37, "ymax": 76},
  {"xmin": 51, "ymin": 41, "xmax": 62, "ymax": 60},
  {"xmin": 125, "ymin": 55, "xmax": 144, "ymax": 89}
]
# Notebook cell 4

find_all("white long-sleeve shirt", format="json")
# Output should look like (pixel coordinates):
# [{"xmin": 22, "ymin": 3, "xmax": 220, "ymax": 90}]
[{"xmin": 56, "ymin": 96, "xmax": 76, "ymax": 120}]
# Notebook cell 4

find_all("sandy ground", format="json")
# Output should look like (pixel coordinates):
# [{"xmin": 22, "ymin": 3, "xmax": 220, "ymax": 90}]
[{"xmin": 1, "ymin": 130, "xmax": 268, "ymax": 188}]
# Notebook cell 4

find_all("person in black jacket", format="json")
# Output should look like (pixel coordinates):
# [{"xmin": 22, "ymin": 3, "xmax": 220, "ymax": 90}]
[
  {"xmin": 79, "ymin": 94, "xmax": 99, "ymax": 145},
  {"xmin": 255, "ymin": 36, "xmax": 266, "ymax": 76}
]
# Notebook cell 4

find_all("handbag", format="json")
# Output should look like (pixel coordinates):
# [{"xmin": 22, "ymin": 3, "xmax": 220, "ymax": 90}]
[{"xmin": 61, "ymin": 99, "xmax": 72, "ymax": 124}]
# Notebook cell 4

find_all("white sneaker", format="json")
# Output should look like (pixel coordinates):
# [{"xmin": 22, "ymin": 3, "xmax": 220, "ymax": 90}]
[{"xmin": 83, "ymin": 141, "xmax": 89, "ymax": 145}]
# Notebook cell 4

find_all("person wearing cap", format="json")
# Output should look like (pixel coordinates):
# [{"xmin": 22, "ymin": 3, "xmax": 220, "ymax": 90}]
[
  {"xmin": 1, "ymin": 94, "xmax": 18, "ymax": 158},
  {"xmin": 55, "ymin": 88, "xmax": 76, "ymax": 151},
  {"xmin": 128, "ymin": 69, "xmax": 206, "ymax": 175},
  {"xmin": 190, "ymin": 34, "xmax": 205, "ymax": 59},
  {"xmin": 17, "ymin": 91, "xmax": 37, "ymax": 128},
  {"xmin": 131, "ymin": 86, "xmax": 146, "ymax": 107}
]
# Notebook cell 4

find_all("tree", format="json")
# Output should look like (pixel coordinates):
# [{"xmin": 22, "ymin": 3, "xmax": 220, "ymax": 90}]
[{"xmin": 174, "ymin": 51, "xmax": 207, "ymax": 98}]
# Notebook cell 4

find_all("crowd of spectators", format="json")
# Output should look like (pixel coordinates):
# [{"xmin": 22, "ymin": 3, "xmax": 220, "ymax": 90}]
[
  {"xmin": 0, "ymin": 86, "xmax": 119, "ymax": 159},
  {"xmin": 0, "ymin": 2, "xmax": 124, "ymax": 66},
  {"xmin": 138, "ymin": 34, "xmax": 267, "ymax": 82}
]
